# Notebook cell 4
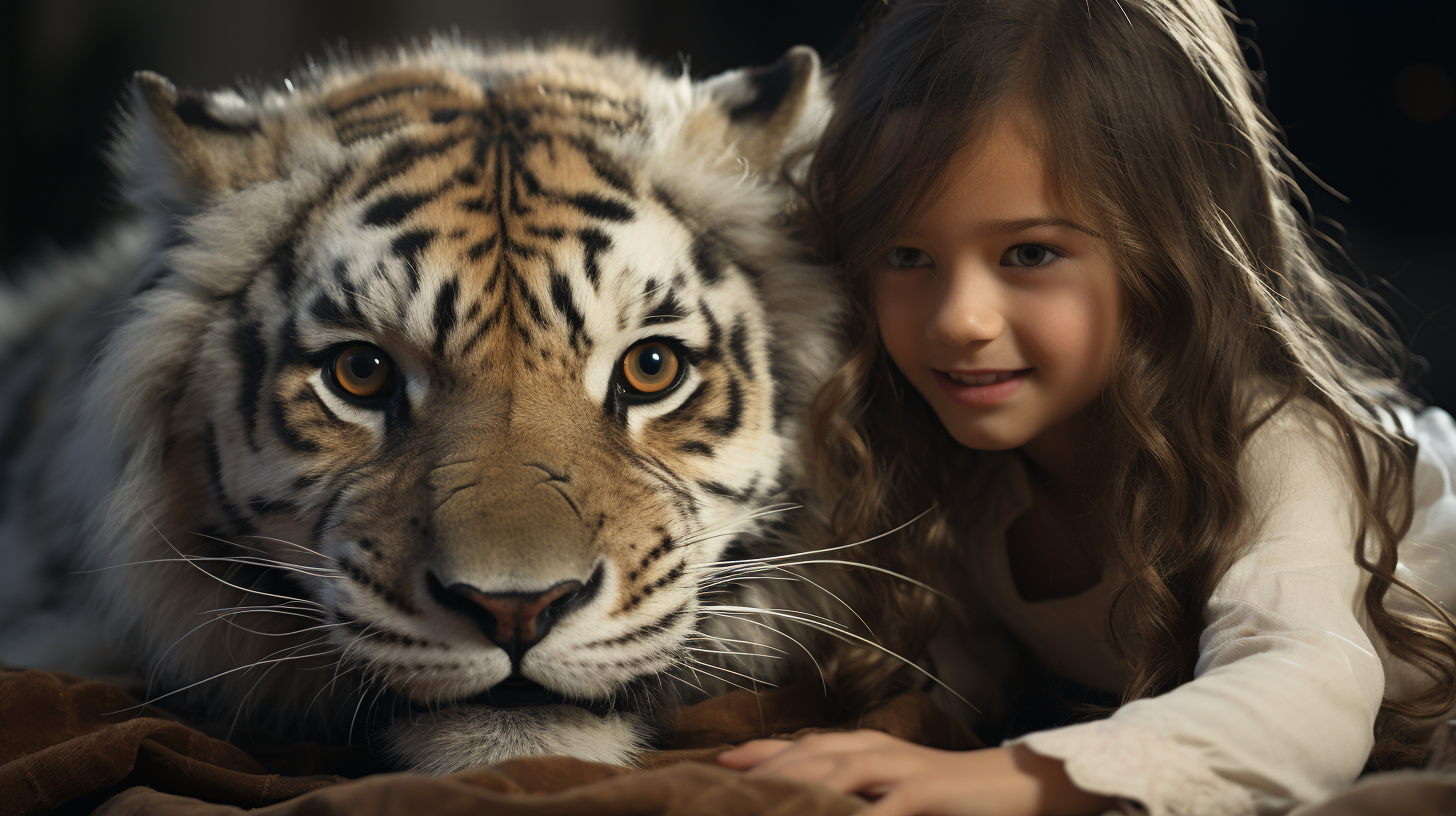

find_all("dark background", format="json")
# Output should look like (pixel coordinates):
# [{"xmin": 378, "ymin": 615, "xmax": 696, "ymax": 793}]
[{"xmin": 2, "ymin": 1, "xmax": 1452, "ymax": 405}]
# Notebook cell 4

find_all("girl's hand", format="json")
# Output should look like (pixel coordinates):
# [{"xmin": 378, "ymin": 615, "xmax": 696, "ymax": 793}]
[{"xmin": 717, "ymin": 731, "xmax": 1114, "ymax": 816}]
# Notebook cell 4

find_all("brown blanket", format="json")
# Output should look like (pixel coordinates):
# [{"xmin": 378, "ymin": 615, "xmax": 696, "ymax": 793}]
[
  {"xmin": 8, "ymin": 665, "xmax": 1456, "ymax": 816},
  {"xmin": 0, "ymin": 666, "xmax": 977, "ymax": 815}
]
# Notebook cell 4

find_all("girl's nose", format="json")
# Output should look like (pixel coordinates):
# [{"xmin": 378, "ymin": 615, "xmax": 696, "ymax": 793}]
[{"xmin": 925, "ymin": 267, "xmax": 1003, "ymax": 346}]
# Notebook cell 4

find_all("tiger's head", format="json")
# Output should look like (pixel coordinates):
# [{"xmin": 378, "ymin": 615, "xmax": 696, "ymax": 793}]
[{"xmin": 68, "ymin": 42, "xmax": 840, "ymax": 771}]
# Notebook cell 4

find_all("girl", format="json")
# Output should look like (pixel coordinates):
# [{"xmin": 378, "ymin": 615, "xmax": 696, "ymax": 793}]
[{"xmin": 718, "ymin": 1, "xmax": 1456, "ymax": 815}]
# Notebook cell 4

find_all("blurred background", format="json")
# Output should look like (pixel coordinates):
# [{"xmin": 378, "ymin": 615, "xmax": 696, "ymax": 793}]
[{"xmin": 1, "ymin": 0, "xmax": 1452, "ymax": 405}]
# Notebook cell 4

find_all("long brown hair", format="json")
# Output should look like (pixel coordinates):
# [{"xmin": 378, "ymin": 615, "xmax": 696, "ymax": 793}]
[{"xmin": 806, "ymin": 0, "xmax": 1456, "ymax": 764}]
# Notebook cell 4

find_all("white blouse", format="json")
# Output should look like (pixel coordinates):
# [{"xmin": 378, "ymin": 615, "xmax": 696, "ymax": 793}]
[{"xmin": 928, "ymin": 402, "xmax": 1456, "ymax": 816}]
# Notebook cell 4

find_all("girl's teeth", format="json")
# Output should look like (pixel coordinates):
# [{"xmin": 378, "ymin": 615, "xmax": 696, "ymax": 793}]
[{"xmin": 947, "ymin": 371, "xmax": 1020, "ymax": 386}]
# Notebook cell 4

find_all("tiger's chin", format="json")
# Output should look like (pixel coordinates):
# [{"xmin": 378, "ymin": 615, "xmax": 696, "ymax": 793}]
[{"xmin": 383, "ymin": 685, "xmax": 655, "ymax": 774}]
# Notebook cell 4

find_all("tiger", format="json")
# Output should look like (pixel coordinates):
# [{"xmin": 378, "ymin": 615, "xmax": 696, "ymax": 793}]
[{"xmin": 0, "ymin": 39, "xmax": 848, "ymax": 773}]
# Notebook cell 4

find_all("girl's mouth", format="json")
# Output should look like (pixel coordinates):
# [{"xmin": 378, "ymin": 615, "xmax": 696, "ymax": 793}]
[
  {"xmin": 934, "ymin": 368, "xmax": 1030, "ymax": 406},
  {"xmin": 945, "ymin": 370, "xmax": 1021, "ymax": 386}
]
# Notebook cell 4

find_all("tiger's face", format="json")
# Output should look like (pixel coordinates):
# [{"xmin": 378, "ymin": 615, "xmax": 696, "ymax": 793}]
[{"xmin": 52, "ymin": 44, "xmax": 838, "ymax": 771}]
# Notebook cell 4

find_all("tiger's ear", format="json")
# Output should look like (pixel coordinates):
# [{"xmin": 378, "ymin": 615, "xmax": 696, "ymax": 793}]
[
  {"xmin": 127, "ymin": 71, "xmax": 282, "ymax": 207},
  {"xmin": 698, "ymin": 46, "xmax": 829, "ymax": 173}
]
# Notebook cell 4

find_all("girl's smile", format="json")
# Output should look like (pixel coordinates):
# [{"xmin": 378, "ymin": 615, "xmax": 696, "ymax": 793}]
[
  {"xmin": 935, "ymin": 368, "xmax": 1030, "ymax": 407},
  {"xmin": 872, "ymin": 110, "xmax": 1123, "ymax": 462}
]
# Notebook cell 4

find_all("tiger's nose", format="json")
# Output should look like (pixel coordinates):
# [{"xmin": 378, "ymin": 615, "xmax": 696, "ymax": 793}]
[{"xmin": 428, "ymin": 575, "xmax": 585, "ymax": 663}]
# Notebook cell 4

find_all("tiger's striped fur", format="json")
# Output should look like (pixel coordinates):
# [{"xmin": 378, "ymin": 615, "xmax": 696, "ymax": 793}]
[{"xmin": 0, "ymin": 40, "xmax": 844, "ymax": 772}]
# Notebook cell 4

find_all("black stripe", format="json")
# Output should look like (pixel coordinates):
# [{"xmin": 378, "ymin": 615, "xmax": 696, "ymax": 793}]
[
  {"xmin": 650, "ymin": 185, "xmax": 688, "ymax": 222},
  {"xmin": 528, "ymin": 225, "xmax": 565, "ymax": 240},
  {"xmin": 308, "ymin": 292, "xmax": 366, "ymax": 331},
  {"xmin": 335, "ymin": 112, "xmax": 407, "ymax": 145},
  {"xmin": 728, "ymin": 317, "xmax": 755, "ymax": 380},
  {"xmin": 269, "ymin": 170, "xmax": 348, "ymax": 296},
  {"xmin": 431, "ymin": 278, "xmax": 460, "ymax": 357},
  {"xmin": 579, "ymin": 228, "xmax": 610, "ymax": 290},
  {"xmin": 459, "ymin": 310, "xmax": 497, "ymax": 357},
  {"xmin": 248, "ymin": 495, "xmax": 300, "ymax": 517},
  {"xmin": 658, "ymin": 381, "xmax": 709, "ymax": 426},
  {"xmin": 692, "ymin": 235, "xmax": 722, "ymax": 284},
  {"xmin": 391, "ymin": 229, "xmax": 435, "ymax": 294},
  {"xmin": 392, "ymin": 229, "xmax": 435, "ymax": 267},
  {"xmin": 568, "ymin": 136, "xmax": 636, "ymax": 197},
  {"xmin": 699, "ymin": 302, "xmax": 723, "ymax": 361},
  {"xmin": 466, "ymin": 233, "xmax": 499, "ymax": 261},
  {"xmin": 549, "ymin": 271, "xmax": 585, "ymax": 336},
  {"xmin": 676, "ymin": 441, "xmax": 714, "ymax": 456},
  {"xmin": 310, "ymin": 476, "xmax": 356, "ymax": 548},
  {"xmin": 697, "ymin": 480, "xmax": 739, "ymax": 499},
  {"xmin": 364, "ymin": 192, "xmax": 431, "ymax": 227},
  {"xmin": 585, "ymin": 600, "xmax": 689, "ymax": 648},
  {"xmin": 355, "ymin": 134, "xmax": 468, "ymax": 201},
  {"xmin": 644, "ymin": 288, "xmax": 687, "ymax": 326},
  {"xmin": 233, "ymin": 320, "xmax": 268, "ymax": 451},
  {"xmin": 203, "ymin": 423, "xmax": 253, "ymax": 533},
  {"xmin": 520, "ymin": 284, "xmax": 549, "ymax": 330},
  {"xmin": 329, "ymin": 82, "xmax": 454, "ymax": 117},
  {"xmin": 703, "ymin": 376, "xmax": 744, "ymax": 437},
  {"xmin": 567, "ymin": 193, "xmax": 634, "ymax": 223},
  {"xmin": 769, "ymin": 353, "xmax": 792, "ymax": 432},
  {"xmin": 174, "ymin": 91, "xmax": 261, "ymax": 134},
  {"xmin": 269, "ymin": 392, "xmax": 321, "ymax": 453},
  {"xmin": 299, "ymin": 383, "xmax": 343, "ymax": 425},
  {"xmin": 271, "ymin": 237, "xmax": 301, "ymax": 295}
]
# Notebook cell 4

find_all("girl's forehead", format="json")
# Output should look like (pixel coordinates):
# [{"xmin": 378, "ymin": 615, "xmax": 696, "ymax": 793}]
[
  {"xmin": 935, "ymin": 108, "xmax": 1099, "ymax": 231},
  {"xmin": 923, "ymin": 115, "xmax": 1057, "ymax": 214}
]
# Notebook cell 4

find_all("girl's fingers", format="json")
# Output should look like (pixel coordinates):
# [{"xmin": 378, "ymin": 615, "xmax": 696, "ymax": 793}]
[
  {"xmin": 717, "ymin": 738, "xmax": 793, "ymax": 769},
  {"xmin": 815, "ymin": 753, "xmax": 916, "ymax": 794},
  {"xmin": 751, "ymin": 745, "xmax": 925, "ymax": 794},
  {"xmin": 740, "ymin": 731, "xmax": 896, "ymax": 778}
]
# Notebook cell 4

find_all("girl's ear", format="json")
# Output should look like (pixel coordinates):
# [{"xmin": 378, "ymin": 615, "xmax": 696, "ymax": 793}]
[
  {"xmin": 125, "ymin": 71, "xmax": 282, "ymax": 210},
  {"xmin": 696, "ymin": 46, "xmax": 830, "ymax": 173}
]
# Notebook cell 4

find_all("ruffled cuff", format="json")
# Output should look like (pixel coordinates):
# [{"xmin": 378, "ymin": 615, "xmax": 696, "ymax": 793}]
[{"xmin": 1008, "ymin": 719, "xmax": 1255, "ymax": 816}]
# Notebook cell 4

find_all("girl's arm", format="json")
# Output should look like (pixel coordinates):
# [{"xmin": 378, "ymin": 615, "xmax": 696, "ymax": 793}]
[
  {"xmin": 1012, "ymin": 404, "xmax": 1386, "ymax": 815},
  {"xmin": 727, "ymin": 402, "xmax": 1389, "ymax": 816},
  {"xmin": 720, "ymin": 734, "xmax": 1114, "ymax": 816}
]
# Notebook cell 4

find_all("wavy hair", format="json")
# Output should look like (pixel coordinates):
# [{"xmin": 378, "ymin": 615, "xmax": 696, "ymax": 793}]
[{"xmin": 805, "ymin": 0, "xmax": 1456, "ymax": 765}]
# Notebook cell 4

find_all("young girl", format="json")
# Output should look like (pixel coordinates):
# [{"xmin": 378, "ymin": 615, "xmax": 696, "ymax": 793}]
[{"xmin": 717, "ymin": 1, "xmax": 1456, "ymax": 814}]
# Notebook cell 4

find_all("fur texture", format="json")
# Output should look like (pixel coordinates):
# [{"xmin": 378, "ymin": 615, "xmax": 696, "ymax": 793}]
[{"xmin": 0, "ymin": 39, "xmax": 844, "ymax": 772}]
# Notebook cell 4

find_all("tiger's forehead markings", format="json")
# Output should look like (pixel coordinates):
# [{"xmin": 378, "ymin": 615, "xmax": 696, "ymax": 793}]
[
  {"xmin": 311, "ymin": 71, "xmax": 681, "ymax": 362},
  {"xmin": 293, "ymin": 65, "xmax": 762, "ymax": 381},
  {"xmin": 642, "ymin": 288, "xmax": 688, "ymax": 327}
]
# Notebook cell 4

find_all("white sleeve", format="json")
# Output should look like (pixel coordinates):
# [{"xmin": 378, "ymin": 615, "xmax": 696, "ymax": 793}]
[{"xmin": 1008, "ymin": 406, "xmax": 1385, "ymax": 816}]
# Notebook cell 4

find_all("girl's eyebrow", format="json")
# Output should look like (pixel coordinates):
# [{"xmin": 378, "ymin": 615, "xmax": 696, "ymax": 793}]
[{"xmin": 989, "ymin": 217, "xmax": 1103, "ymax": 239}]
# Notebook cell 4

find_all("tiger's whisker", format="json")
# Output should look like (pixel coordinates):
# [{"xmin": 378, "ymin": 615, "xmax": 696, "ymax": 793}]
[
  {"xmin": 696, "ymin": 610, "xmax": 828, "ymax": 692},
  {"xmin": 685, "ymin": 646, "xmax": 783, "ymax": 661},
  {"xmin": 701, "ymin": 605, "xmax": 975, "ymax": 712},
  {"xmin": 693, "ymin": 507, "xmax": 932, "ymax": 571}
]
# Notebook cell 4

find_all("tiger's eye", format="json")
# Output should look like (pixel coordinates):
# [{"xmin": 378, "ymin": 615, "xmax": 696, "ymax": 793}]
[
  {"xmin": 622, "ymin": 342, "xmax": 679, "ymax": 394},
  {"xmin": 334, "ymin": 345, "xmax": 391, "ymax": 398}
]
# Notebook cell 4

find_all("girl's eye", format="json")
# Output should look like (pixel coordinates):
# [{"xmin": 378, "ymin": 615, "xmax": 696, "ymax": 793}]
[
  {"xmin": 885, "ymin": 247, "xmax": 933, "ymax": 269},
  {"xmin": 1002, "ymin": 244, "xmax": 1060, "ymax": 268},
  {"xmin": 621, "ymin": 341, "xmax": 681, "ymax": 395},
  {"xmin": 332, "ymin": 344, "xmax": 394, "ymax": 400}
]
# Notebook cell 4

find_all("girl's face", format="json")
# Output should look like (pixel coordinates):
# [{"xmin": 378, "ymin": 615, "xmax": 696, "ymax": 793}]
[{"xmin": 872, "ymin": 113, "xmax": 1123, "ymax": 458}]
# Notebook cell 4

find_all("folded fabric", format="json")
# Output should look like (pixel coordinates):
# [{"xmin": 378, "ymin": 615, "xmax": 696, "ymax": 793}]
[{"xmin": 0, "ymin": 665, "xmax": 978, "ymax": 815}]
